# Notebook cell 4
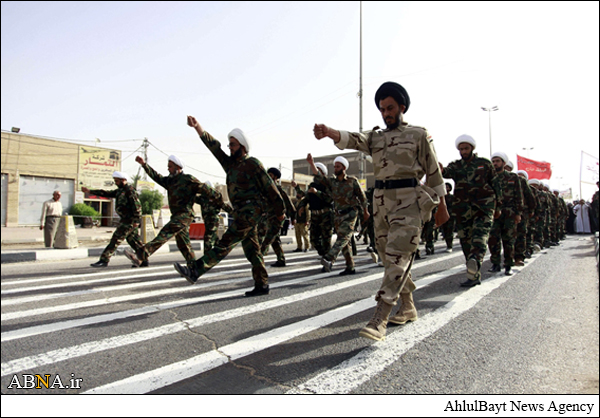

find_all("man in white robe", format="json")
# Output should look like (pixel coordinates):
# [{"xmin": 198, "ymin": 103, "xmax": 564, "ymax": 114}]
[{"xmin": 573, "ymin": 200, "xmax": 591, "ymax": 233}]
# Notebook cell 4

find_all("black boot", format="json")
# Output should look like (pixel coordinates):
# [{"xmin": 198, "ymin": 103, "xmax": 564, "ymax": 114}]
[
  {"xmin": 174, "ymin": 262, "xmax": 199, "ymax": 285},
  {"xmin": 245, "ymin": 284, "xmax": 270, "ymax": 297},
  {"xmin": 488, "ymin": 264, "xmax": 501, "ymax": 272},
  {"xmin": 90, "ymin": 260, "xmax": 108, "ymax": 268}
]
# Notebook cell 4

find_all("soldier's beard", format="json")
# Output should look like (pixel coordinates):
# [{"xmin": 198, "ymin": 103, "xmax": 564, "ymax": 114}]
[
  {"xmin": 461, "ymin": 152, "xmax": 474, "ymax": 161},
  {"xmin": 232, "ymin": 148, "xmax": 244, "ymax": 160},
  {"xmin": 384, "ymin": 111, "xmax": 402, "ymax": 129}
]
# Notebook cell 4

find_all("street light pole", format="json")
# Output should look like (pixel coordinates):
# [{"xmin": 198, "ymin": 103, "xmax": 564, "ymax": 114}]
[{"xmin": 481, "ymin": 106, "xmax": 498, "ymax": 157}]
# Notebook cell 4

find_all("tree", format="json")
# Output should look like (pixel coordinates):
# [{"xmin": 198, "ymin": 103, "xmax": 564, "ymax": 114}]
[{"xmin": 139, "ymin": 189, "xmax": 164, "ymax": 215}]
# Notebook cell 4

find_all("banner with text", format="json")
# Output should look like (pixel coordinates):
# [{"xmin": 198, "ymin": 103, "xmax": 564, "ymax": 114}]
[
  {"xmin": 580, "ymin": 151, "xmax": 599, "ymax": 185},
  {"xmin": 517, "ymin": 155, "xmax": 552, "ymax": 180}
]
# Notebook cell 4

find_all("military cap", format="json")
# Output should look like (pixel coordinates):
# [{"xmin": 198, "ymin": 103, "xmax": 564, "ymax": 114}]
[{"xmin": 375, "ymin": 82, "xmax": 410, "ymax": 113}]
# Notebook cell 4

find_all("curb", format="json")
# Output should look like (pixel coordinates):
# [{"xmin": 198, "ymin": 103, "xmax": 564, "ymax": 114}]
[{"xmin": 0, "ymin": 236, "xmax": 295, "ymax": 264}]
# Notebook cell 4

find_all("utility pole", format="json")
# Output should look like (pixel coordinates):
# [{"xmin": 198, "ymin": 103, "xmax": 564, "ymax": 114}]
[{"xmin": 358, "ymin": 1, "xmax": 365, "ymax": 183}]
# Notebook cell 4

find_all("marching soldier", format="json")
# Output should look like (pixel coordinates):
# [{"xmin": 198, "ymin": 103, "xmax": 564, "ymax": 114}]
[
  {"xmin": 441, "ymin": 135, "xmax": 503, "ymax": 286},
  {"xmin": 84, "ymin": 171, "xmax": 143, "ymax": 268},
  {"xmin": 291, "ymin": 182, "xmax": 311, "ymax": 252},
  {"xmin": 513, "ymin": 170, "xmax": 537, "ymax": 265},
  {"xmin": 487, "ymin": 151, "xmax": 524, "ymax": 275},
  {"xmin": 259, "ymin": 167, "xmax": 296, "ymax": 267},
  {"xmin": 308, "ymin": 154, "xmax": 368, "ymax": 276},
  {"xmin": 125, "ymin": 155, "xmax": 224, "ymax": 271},
  {"xmin": 314, "ymin": 81, "xmax": 449, "ymax": 341},
  {"xmin": 440, "ymin": 182, "xmax": 456, "ymax": 252},
  {"xmin": 177, "ymin": 116, "xmax": 285, "ymax": 297},
  {"xmin": 528, "ymin": 179, "xmax": 548, "ymax": 252},
  {"xmin": 194, "ymin": 181, "xmax": 233, "ymax": 254}
]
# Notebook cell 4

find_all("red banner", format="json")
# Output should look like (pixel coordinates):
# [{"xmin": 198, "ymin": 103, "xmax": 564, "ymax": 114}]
[{"xmin": 517, "ymin": 155, "xmax": 552, "ymax": 180}]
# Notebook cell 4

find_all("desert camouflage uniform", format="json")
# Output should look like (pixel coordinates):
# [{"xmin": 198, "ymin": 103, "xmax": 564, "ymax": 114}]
[
  {"xmin": 336, "ymin": 123, "xmax": 445, "ymax": 305},
  {"xmin": 259, "ymin": 184, "xmax": 296, "ymax": 264},
  {"xmin": 90, "ymin": 183, "xmax": 143, "ymax": 263},
  {"xmin": 194, "ymin": 188, "xmax": 233, "ymax": 253},
  {"xmin": 313, "ymin": 172, "xmax": 366, "ymax": 270},
  {"xmin": 442, "ymin": 155, "xmax": 503, "ymax": 279},
  {"xmin": 488, "ymin": 170, "xmax": 524, "ymax": 268},
  {"xmin": 138, "ymin": 163, "xmax": 224, "ymax": 268},
  {"xmin": 193, "ymin": 132, "xmax": 284, "ymax": 287},
  {"xmin": 514, "ymin": 176, "xmax": 537, "ymax": 262}
]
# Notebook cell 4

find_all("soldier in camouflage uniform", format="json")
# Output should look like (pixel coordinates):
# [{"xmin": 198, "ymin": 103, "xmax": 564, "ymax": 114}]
[
  {"xmin": 84, "ymin": 171, "xmax": 143, "ymax": 268},
  {"xmin": 423, "ymin": 206, "xmax": 437, "ymax": 255},
  {"xmin": 528, "ymin": 179, "xmax": 548, "ymax": 251},
  {"xmin": 294, "ymin": 165, "xmax": 335, "ymax": 261},
  {"xmin": 543, "ymin": 183, "xmax": 559, "ymax": 247},
  {"xmin": 553, "ymin": 189, "xmax": 568, "ymax": 241},
  {"xmin": 440, "ymin": 182, "xmax": 456, "ymax": 252},
  {"xmin": 441, "ymin": 135, "xmax": 503, "ymax": 286},
  {"xmin": 291, "ymin": 182, "xmax": 311, "ymax": 252},
  {"xmin": 487, "ymin": 152, "xmax": 524, "ymax": 275},
  {"xmin": 176, "ymin": 116, "xmax": 285, "ymax": 297},
  {"xmin": 259, "ymin": 167, "xmax": 296, "ymax": 267},
  {"xmin": 309, "ymin": 154, "xmax": 368, "ymax": 276},
  {"xmin": 513, "ymin": 170, "xmax": 537, "ymax": 265},
  {"xmin": 194, "ymin": 181, "xmax": 233, "ymax": 254},
  {"xmin": 314, "ymin": 81, "xmax": 449, "ymax": 341},
  {"xmin": 125, "ymin": 155, "xmax": 224, "ymax": 270}
]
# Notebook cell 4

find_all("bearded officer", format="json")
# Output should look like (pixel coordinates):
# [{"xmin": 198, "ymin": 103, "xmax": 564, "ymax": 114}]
[{"xmin": 314, "ymin": 81, "xmax": 449, "ymax": 341}]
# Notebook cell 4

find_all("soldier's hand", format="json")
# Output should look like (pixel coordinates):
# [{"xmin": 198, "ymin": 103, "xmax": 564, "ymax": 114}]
[
  {"xmin": 515, "ymin": 215, "xmax": 522, "ymax": 224},
  {"xmin": 313, "ymin": 124, "xmax": 328, "ymax": 139},
  {"xmin": 291, "ymin": 180, "xmax": 297, "ymax": 188},
  {"xmin": 308, "ymin": 187, "xmax": 317, "ymax": 194},
  {"xmin": 187, "ymin": 115, "xmax": 204, "ymax": 135},
  {"xmin": 494, "ymin": 210, "xmax": 501, "ymax": 219},
  {"xmin": 135, "ymin": 156, "xmax": 145, "ymax": 165},
  {"xmin": 39, "ymin": 225, "xmax": 44, "ymax": 230},
  {"xmin": 307, "ymin": 153, "xmax": 314, "ymax": 164}
]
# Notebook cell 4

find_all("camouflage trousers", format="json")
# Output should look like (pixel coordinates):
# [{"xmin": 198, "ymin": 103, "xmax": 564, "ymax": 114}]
[
  {"xmin": 100, "ymin": 221, "xmax": 144, "ymax": 263},
  {"xmin": 194, "ymin": 204, "xmax": 269, "ymax": 287},
  {"xmin": 294, "ymin": 222, "xmax": 310, "ymax": 250},
  {"xmin": 548, "ymin": 213, "xmax": 558, "ymax": 243},
  {"xmin": 488, "ymin": 211, "xmax": 518, "ymax": 267},
  {"xmin": 310, "ymin": 210, "xmax": 334, "ymax": 257},
  {"xmin": 140, "ymin": 214, "xmax": 195, "ymax": 267},
  {"xmin": 532, "ymin": 213, "xmax": 547, "ymax": 247},
  {"xmin": 324, "ymin": 209, "xmax": 358, "ymax": 269},
  {"xmin": 514, "ymin": 213, "xmax": 531, "ymax": 261},
  {"xmin": 203, "ymin": 214, "xmax": 220, "ymax": 254},
  {"xmin": 423, "ymin": 217, "xmax": 436, "ymax": 252},
  {"xmin": 259, "ymin": 214, "xmax": 285, "ymax": 263},
  {"xmin": 440, "ymin": 217, "xmax": 455, "ymax": 249},
  {"xmin": 372, "ymin": 188, "xmax": 423, "ymax": 306},
  {"xmin": 455, "ymin": 204, "xmax": 494, "ymax": 270}
]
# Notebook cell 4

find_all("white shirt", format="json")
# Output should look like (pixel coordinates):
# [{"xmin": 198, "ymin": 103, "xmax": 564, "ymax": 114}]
[{"xmin": 41, "ymin": 199, "xmax": 63, "ymax": 225}]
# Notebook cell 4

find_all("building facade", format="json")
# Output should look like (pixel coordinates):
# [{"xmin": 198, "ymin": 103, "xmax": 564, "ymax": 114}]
[{"xmin": 1, "ymin": 131, "xmax": 121, "ymax": 227}]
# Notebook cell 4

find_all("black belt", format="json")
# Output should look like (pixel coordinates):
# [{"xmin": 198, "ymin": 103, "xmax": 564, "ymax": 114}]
[{"xmin": 375, "ymin": 179, "xmax": 418, "ymax": 189}]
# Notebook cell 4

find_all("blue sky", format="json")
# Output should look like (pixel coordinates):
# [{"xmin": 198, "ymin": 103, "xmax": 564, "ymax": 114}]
[{"xmin": 2, "ymin": 1, "xmax": 599, "ymax": 199}]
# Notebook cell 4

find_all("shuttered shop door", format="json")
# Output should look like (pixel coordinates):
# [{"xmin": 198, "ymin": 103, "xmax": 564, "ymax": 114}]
[{"xmin": 18, "ymin": 176, "xmax": 73, "ymax": 226}]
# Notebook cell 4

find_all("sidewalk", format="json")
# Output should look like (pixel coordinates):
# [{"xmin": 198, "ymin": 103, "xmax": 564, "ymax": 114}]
[{"xmin": 0, "ymin": 226, "xmax": 295, "ymax": 264}]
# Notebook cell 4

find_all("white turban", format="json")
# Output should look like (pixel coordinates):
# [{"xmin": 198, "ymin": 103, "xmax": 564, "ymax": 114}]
[
  {"xmin": 528, "ymin": 179, "xmax": 540, "ymax": 185},
  {"xmin": 204, "ymin": 180, "xmax": 213, "ymax": 188},
  {"xmin": 491, "ymin": 151, "xmax": 509, "ymax": 163},
  {"xmin": 553, "ymin": 188, "xmax": 560, "ymax": 193},
  {"xmin": 314, "ymin": 162, "xmax": 328, "ymax": 176},
  {"xmin": 516, "ymin": 170, "xmax": 529, "ymax": 180},
  {"xmin": 455, "ymin": 134, "xmax": 476, "ymax": 150},
  {"xmin": 168, "ymin": 155, "xmax": 185, "ymax": 170},
  {"xmin": 506, "ymin": 160, "xmax": 514, "ymax": 170},
  {"xmin": 228, "ymin": 128, "xmax": 250, "ymax": 153},
  {"xmin": 334, "ymin": 156, "xmax": 349, "ymax": 170},
  {"xmin": 112, "ymin": 171, "xmax": 131, "ymax": 182}
]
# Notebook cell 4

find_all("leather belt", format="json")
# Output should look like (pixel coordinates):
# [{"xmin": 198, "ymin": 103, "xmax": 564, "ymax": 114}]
[
  {"xmin": 375, "ymin": 178, "xmax": 418, "ymax": 189},
  {"xmin": 310, "ymin": 208, "xmax": 330, "ymax": 215}
]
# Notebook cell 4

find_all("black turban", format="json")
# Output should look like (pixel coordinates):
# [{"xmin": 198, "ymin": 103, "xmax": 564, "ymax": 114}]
[
  {"xmin": 267, "ymin": 167, "xmax": 281, "ymax": 179},
  {"xmin": 374, "ymin": 82, "xmax": 410, "ymax": 113}
]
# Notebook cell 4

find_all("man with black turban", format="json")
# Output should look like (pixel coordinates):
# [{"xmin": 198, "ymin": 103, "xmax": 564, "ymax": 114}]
[{"xmin": 314, "ymin": 81, "xmax": 449, "ymax": 341}]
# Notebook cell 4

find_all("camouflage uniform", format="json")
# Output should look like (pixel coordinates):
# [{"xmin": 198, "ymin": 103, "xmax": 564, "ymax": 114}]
[
  {"xmin": 547, "ymin": 191, "xmax": 560, "ymax": 244},
  {"xmin": 336, "ymin": 124, "xmax": 445, "ymax": 305},
  {"xmin": 364, "ymin": 187, "xmax": 376, "ymax": 251},
  {"xmin": 194, "ymin": 188, "xmax": 233, "ymax": 253},
  {"xmin": 259, "ymin": 184, "xmax": 296, "ymax": 264},
  {"xmin": 193, "ymin": 132, "xmax": 284, "ymax": 287},
  {"xmin": 440, "ymin": 190, "xmax": 455, "ymax": 250},
  {"xmin": 488, "ymin": 170, "xmax": 524, "ymax": 269},
  {"xmin": 423, "ymin": 206, "xmax": 437, "ymax": 255},
  {"xmin": 531, "ymin": 185, "xmax": 549, "ymax": 248},
  {"xmin": 296, "ymin": 183, "xmax": 334, "ymax": 257},
  {"xmin": 314, "ymin": 172, "xmax": 366, "ymax": 271},
  {"xmin": 294, "ymin": 196, "xmax": 311, "ymax": 251},
  {"xmin": 442, "ymin": 155, "xmax": 503, "ymax": 279},
  {"xmin": 514, "ymin": 175, "xmax": 537, "ymax": 262},
  {"xmin": 137, "ymin": 163, "xmax": 224, "ymax": 268},
  {"xmin": 90, "ymin": 183, "xmax": 143, "ymax": 263}
]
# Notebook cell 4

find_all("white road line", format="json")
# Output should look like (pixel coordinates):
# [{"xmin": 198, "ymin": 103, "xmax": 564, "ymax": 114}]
[{"xmin": 287, "ymin": 253, "xmax": 544, "ymax": 394}]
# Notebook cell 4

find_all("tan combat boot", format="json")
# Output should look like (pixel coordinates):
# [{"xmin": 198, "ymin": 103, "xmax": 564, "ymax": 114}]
[
  {"xmin": 388, "ymin": 292, "xmax": 418, "ymax": 325},
  {"xmin": 359, "ymin": 299, "xmax": 394, "ymax": 341}
]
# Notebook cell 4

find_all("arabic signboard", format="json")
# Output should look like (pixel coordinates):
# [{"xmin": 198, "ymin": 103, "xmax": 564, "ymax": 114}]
[{"xmin": 79, "ymin": 146, "xmax": 121, "ymax": 189}]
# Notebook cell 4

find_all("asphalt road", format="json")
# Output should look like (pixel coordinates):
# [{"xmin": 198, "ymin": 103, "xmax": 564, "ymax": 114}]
[{"xmin": 1, "ymin": 235, "xmax": 598, "ymax": 414}]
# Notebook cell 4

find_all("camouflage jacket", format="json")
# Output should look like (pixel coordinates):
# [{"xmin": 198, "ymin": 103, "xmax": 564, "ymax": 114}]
[
  {"xmin": 496, "ymin": 170, "xmax": 524, "ymax": 217},
  {"xmin": 295, "ymin": 196, "xmax": 310, "ymax": 223},
  {"xmin": 313, "ymin": 173, "xmax": 366, "ymax": 214},
  {"xmin": 199, "ymin": 131, "xmax": 284, "ymax": 217},
  {"xmin": 265, "ymin": 185, "xmax": 296, "ymax": 220},
  {"xmin": 442, "ymin": 154, "xmax": 503, "ymax": 215},
  {"xmin": 518, "ymin": 176, "xmax": 537, "ymax": 215},
  {"xmin": 535, "ymin": 189, "xmax": 550, "ymax": 217},
  {"xmin": 90, "ymin": 184, "xmax": 141, "ymax": 224},
  {"xmin": 142, "ymin": 163, "xmax": 222, "ymax": 219},
  {"xmin": 194, "ymin": 187, "xmax": 233, "ymax": 220},
  {"xmin": 336, "ymin": 123, "xmax": 446, "ymax": 198}
]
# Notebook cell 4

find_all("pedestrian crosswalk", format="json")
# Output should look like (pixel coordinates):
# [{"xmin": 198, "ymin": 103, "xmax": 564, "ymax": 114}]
[{"xmin": 1, "ymin": 242, "xmax": 546, "ymax": 394}]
